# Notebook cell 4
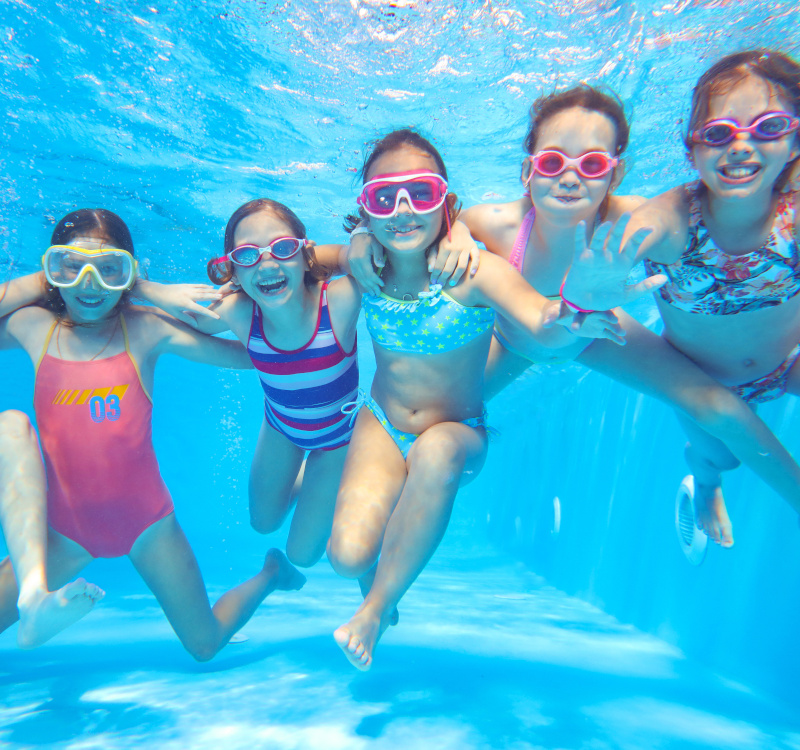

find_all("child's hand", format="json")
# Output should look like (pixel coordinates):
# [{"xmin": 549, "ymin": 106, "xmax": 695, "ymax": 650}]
[
  {"xmin": 560, "ymin": 213, "xmax": 666, "ymax": 312},
  {"xmin": 348, "ymin": 231, "xmax": 385, "ymax": 296},
  {"xmin": 543, "ymin": 302, "xmax": 626, "ymax": 345},
  {"xmin": 428, "ymin": 220, "xmax": 480, "ymax": 287},
  {"xmin": 136, "ymin": 280, "xmax": 222, "ymax": 327}
]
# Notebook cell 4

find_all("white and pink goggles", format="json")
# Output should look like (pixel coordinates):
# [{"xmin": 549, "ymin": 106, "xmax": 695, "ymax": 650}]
[{"xmin": 357, "ymin": 171, "xmax": 449, "ymax": 217}]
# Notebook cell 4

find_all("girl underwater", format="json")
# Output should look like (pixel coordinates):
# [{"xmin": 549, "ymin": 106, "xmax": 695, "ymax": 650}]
[
  {"xmin": 624, "ymin": 49, "xmax": 800, "ymax": 551},
  {"xmin": 0, "ymin": 208, "xmax": 305, "ymax": 658},
  {"xmin": 348, "ymin": 88, "xmax": 800, "ymax": 566},
  {"xmin": 327, "ymin": 128, "xmax": 665, "ymax": 671},
  {"xmin": 139, "ymin": 198, "xmax": 362, "ymax": 573},
  {"xmin": 0, "ymin": 273, "xmax": 103, "ymax": 648}
]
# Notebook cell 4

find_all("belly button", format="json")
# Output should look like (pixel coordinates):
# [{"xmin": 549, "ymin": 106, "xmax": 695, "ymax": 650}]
[{"xmin": 743, "ymin": 358, "xmax": 755, "ymax": 368}]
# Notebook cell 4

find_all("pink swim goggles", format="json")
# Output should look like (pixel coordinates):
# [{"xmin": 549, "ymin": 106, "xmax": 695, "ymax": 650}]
[
  {"xmin": 526, "ymin": 150, "xmax": 619, "ymax": 180},
  {"xmin": 357, "ymin": 171, "xmax": 449, "ymax": 217},
  {"xmin": 211, "ymin": 237, "xmax": 307, "ymax": 268},
  {"xmin": 691, "ymin": 112, "xmax": 800, "ymax": 147}
]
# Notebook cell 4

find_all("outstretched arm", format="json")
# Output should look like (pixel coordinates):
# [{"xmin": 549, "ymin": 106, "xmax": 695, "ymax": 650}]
[{"xmin": 149, "ymin": 311, "xmax": 253, "ymax": 369}]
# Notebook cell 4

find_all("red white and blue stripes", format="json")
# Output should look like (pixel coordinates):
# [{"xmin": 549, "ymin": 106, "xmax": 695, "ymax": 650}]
[{"xmin": 246, "ymin": 283, "xmax": 358, "ymax": 451}]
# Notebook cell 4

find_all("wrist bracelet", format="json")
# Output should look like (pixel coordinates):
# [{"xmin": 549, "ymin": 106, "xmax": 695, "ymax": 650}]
[
  {"xmin": 350, "ymin": 227, "xmax": 372, "ymax": 238},
  {"xmin": 559, "ymin": 279, "xmax": 599, "ymax": 314}
]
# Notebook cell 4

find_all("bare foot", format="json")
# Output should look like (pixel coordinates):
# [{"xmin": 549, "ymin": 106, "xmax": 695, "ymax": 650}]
[
  {"xmin": 334, "ymin": 603, "xmax": 391, "ymax": 671},
  {"xmin": 694, "ymin": 483, "xmax": 734, "ymax": 548},
  {"xmin": 17, "ymin": 578, "xmax": 105, "ymax": 649},
  {"xmin": 358, "ymin": 566, "xmax": 399, "ymax": 626},
  {"xmin": 265, "ymin": 549, "xmax": 306, "ymax": 591}
]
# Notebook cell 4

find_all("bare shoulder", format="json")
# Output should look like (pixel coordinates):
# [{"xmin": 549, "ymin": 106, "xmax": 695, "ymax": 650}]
[
  {"xmin": 606, "ymin": 194, "xmax": 646, "ymax": 220},
  {"xmin": 462, "ymin": 198, "xmax": 529, "ymax": 258},
  {"xmin": 327, "ymin": 274, "xmax": 360, "ymax": 306}
]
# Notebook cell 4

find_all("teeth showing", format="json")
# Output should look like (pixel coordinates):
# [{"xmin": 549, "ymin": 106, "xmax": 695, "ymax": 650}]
[
  {"xmin": 390, "ymin": 227, "xmax": 419, "ymax": 235},
  {"xmin": 257, "ymin": 278, "xmax": 287, "ymax": 294},
  {"xmin": 77, "ymin": 296, "xmax": 104, "ymax": 307},
  {"xmin": 722, "ymin": 164, "xmax": 759, "ymax": 179}
]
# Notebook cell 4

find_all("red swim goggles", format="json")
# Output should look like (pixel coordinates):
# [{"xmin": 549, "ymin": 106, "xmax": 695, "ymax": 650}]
[
  {"xmin": 527, "ymin": 150, "xmax": 619, "ymax": 180},
  {"xmin": 211, "ymin": 237, "xmax": 306, "ymax": 268},
  {"xmin": 357, "ymin": 171, "xmax": 449, "ymax": 217},
  {"xmin": 691, "ymin": 112, "xmax": 800, "ymax": 147}
]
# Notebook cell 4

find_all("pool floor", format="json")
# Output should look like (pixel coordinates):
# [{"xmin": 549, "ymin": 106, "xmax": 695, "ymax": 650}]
[{"xmin": 0, "ymin": 546, "xmax": 798, "ymax": 750}]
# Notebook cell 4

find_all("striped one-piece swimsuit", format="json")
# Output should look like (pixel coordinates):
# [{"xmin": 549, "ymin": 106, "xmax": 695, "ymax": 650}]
[{"xmin": 246, "ymin": 282, "xmax": 359, "ymax": 451}]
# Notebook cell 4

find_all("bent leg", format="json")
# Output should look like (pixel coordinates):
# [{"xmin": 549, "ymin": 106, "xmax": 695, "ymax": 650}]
[
  {"xmin": 285, "ymin": 445, "xmax": 348, "ymax": 568},
  {"xmin": 327, "ymin": 407, "xmax": 408, "ymax": 580},
  {"xmin": 334, "ymin": 420, "xmax": 488, "ymax": 671},
  {"xmin": 128, "ymin": 512, "xmax": 305, "ymax": 662},
  {"xmin": 0, "ymin": 411, "xmax": 102, "ymax": 647},
  {"xmin": 249, "ymin": 419, "xmax": 306, "ymax": 534},
  {"xmin": 579, "ymin": 313, "xmax": 800, "ymax": 518}
]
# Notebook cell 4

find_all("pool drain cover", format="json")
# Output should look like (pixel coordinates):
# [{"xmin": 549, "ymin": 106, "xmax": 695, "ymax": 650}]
[{"xmin": 674, "ymin": 475, "xmax": 707, "ymax": 566}]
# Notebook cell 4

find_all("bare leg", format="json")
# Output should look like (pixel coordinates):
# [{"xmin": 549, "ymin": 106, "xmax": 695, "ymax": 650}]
[
  {"xmin": 0, "ymin": 411, "xmax": 102, "ymax": 647},
  {"xmin": 128, "ymin": 512, "xmax": 305, "ymax": 662},
  {"xmin": 331, "ymin": 410, "xmax": 488, "ymax": 670},
  {"xmin": 484, "ymin": 334, "xmax": 533, "ymax": 401},
  {"xmin": 675, "ymin": 414, "xmax": 739, "ymax": 546},
  {"xmin": 248, "ymin": 419, "xmax": 305, "ymax": 535},
  {"xmin": 285, "ymin": 445, "xmax": 348, "ymax": 568},
  {"xmin": 578, "ymin": 313, "xmax": 800, "ymax": 518}
]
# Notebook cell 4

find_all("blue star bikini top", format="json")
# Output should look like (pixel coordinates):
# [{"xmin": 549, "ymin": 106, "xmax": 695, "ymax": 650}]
[{"xmin": 362, "ymin": 284, "xmax": 495, "ymax": 354}]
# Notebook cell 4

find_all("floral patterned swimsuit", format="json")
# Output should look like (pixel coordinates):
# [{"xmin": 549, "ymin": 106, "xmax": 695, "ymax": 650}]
[{"xmin": 644, "ymin": 182, "xmax": 800, "ymax": 403}]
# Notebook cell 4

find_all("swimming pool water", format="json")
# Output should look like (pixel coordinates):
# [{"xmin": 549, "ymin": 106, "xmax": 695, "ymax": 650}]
[{"xmin": 1, "ymin": 1, "xmax": 800, "ymax": 747}]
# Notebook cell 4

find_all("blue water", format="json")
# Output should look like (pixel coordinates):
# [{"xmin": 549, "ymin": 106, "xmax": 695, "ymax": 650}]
[{"xmin": 2, "ymin": 1, "xmax": 800, "ymax": 747}]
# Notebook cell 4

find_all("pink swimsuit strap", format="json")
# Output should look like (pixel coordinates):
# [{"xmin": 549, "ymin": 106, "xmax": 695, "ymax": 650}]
[{"xmin": 508, "ymin": 207, "xmax": 536, "ymax": 273}]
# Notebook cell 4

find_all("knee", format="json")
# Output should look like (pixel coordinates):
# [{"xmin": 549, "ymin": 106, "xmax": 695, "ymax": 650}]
[
  {"xmin": 409, "ymin": 431, "xmax": 465, "ymax": 486},
  {"xmin": 184, "ymin": 637, "xmax": 219, "ymax": 663},
  {"xmin": 685, "ymin": 442, "xmax": 740, "ymax": 473},
  {"xmin": 285, "ymin": 538, "xmax": 324, "ymax": 569},
  {"xmin": 684, "ymin": 387, "xmax": 745, "ymax": 434},
  {"xmin": 249, "ymin": 508, "xmax": 284, "ymax": 535},
  {"xmin": 0, "ymin": 411, "xmax": 35, "ymax": 444},
  {"xmin": 327, "ymin": 528, "xmax": 377, "ymax": 579}
]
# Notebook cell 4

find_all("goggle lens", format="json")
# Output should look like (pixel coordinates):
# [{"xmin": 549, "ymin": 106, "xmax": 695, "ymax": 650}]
[{"xmin": 536, "ymin": 152, "xmax": 566, "ymax": 176}]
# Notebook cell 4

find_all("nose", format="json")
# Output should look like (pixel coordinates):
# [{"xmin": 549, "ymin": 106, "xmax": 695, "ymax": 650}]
[
  {"xmin": 394, "ymin": 197, "xmax": 413, "ymax": 215},
  {"xmin": 728, "ymin": 131, "xmax": 754, "ymax": 157},
  {"xmin": 559, "ymin": 168, "xmax": 581, "ymax": 188},
  {"xmin": 81, "ymin": 268, "xmax": 101, "ymax": 290}
]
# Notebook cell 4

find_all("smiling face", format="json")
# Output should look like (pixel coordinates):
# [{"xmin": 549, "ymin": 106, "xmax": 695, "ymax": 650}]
[
  {"xmin": 57, "ymin": 234, "xmax": 125, "ymax": 323},
  {"xmin": 691, "ymin": 73, "xmax": 800, "ymax": 201},
  {"xmin": 525, "ymin": 106, "xmax": 620, "ymax": 225},
  {"xmin": 231, "ymin": 210, "xmax": 308, "ymax": 306},
  {"xmin": 364, "ymin": 144, "xmax": 445, "ymax": 254}
]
